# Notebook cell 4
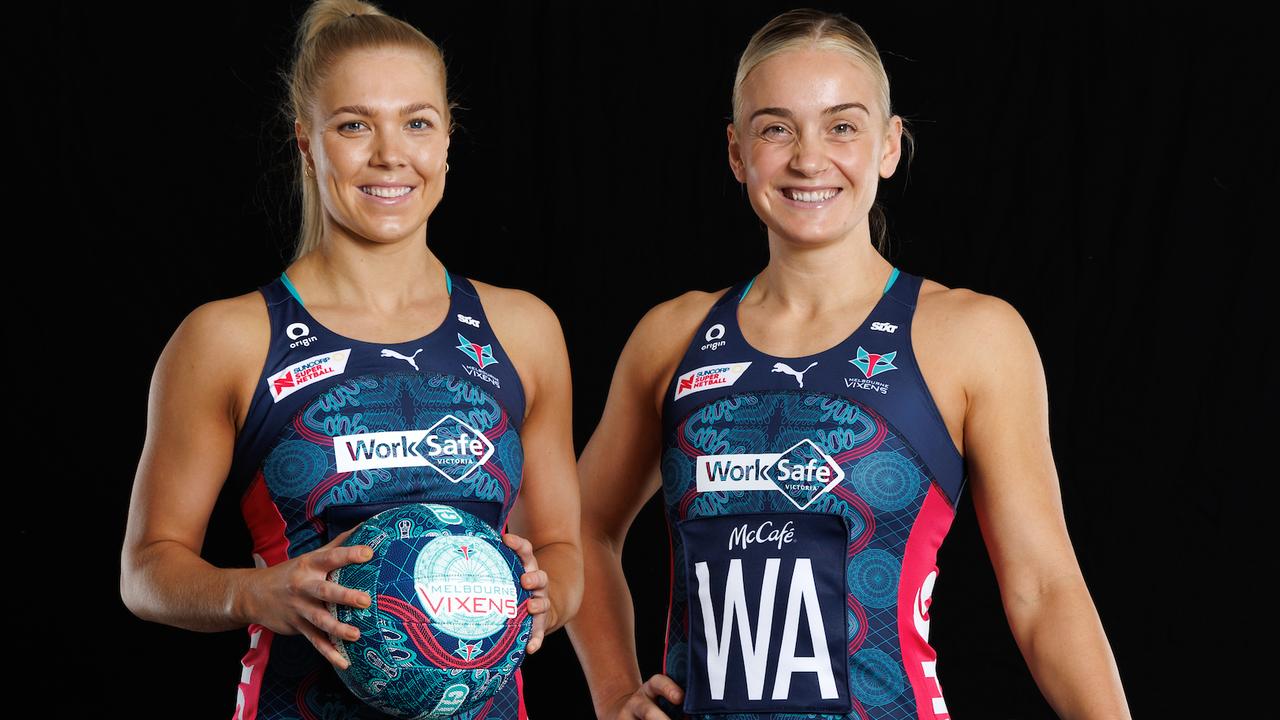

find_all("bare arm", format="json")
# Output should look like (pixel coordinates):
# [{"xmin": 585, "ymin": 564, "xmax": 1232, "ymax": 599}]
[
  {"xmin": 962, "ymin": 294, "xmax": 1131, "ymax": 719},
  {"xmin": 120, "ymin": 298, "xmax": 370, "ymax": 669},
  {"xmin": 120, "ymin": 299, "xmax": 259, "ymax": 631},
  {"xmin": 566, "ymin": 295, "xmax": 709, "ymax": 719},
  {"xmin": 499, "ymin": 292, "xmax": 584, "ymax": 649}
]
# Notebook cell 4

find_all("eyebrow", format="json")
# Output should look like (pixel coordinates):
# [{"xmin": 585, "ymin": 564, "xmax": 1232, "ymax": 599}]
[
  {"xmin": 749, "ymin": 102, "xmax": 870, "ymax": 122},
  {"xmin": 328, "ymin": 102, "xmax": 440, "ymax": 120}
]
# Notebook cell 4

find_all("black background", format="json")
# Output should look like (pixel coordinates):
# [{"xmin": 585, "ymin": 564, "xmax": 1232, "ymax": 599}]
[{"xmin": 34, "ymin": 1, "xmax": 1270, "ymax": 717}]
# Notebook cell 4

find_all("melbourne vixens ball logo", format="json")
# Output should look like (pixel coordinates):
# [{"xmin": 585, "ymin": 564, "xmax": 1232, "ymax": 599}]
[
  {"xmin": 414, "ymin": 535, "xmax": 520, "ymax": 654},
  {"xmin": 456, "ymin": 333, "xmax": 501, "ymax": 389},
  {"xmin": 845, "ymin": 345, "xmax": 897, "ymax": 395}
]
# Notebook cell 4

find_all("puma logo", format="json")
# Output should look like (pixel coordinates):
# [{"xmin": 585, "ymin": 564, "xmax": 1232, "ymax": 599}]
[
  {"xmin": 380, "ymin": 348, "xmax": 424, "ymax": 371},
  {"xmin": 771, "ymin": 361, "xmax": 818, "ymax": 388}
]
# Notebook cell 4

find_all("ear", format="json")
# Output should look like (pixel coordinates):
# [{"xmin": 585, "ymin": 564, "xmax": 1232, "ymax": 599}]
[
  {"xmin": 727, "ymin": 122, "xmax": 746, "ymax": 183},
  {"xmin": 879, "ymin": 115, "xmax": 903, "ymax": 179},
  {"xmin": 295, "ymin": 119, "xmax": 312, "ymax": 167}
]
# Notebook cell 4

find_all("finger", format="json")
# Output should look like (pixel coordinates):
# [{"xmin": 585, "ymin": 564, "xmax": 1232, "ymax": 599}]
[
  {"xmin": 502, "ymin": 533, "xmax": 537, "ymax": 568},
  {"xmin": 526, "ymin": 596, "xmax": 551, "ymax": 616},
  {"xmin": 307, "ymin": 574, "xmax": 372, "ymax": 610},
  {"xmin": 309, "ymin": 604, "xmax": 361, "ymax": 643},
  {"xmin": 625, "ymin": 695, "xmax": 671, "ymax": 720},
  {"xmin": 520, "ymin": 569, "xmax": 549, "ymax": 591},
  {"xmin": 319, "ymin": 542, "xmax": 374, "ymax": 572},
  {"xmin": 297, "ymin": 618, "xmax": 351, "ymax": 670},
  {"xmin": 526, "ymin": 615, "xmax": 545, "ymax": 654},
  {"xmin": 640, "ymin": 705, "xmax": 673, "ymax": 720},
  {"xmin": 643, "ymin": 675, "xmax": 684, "ymax": 705}
]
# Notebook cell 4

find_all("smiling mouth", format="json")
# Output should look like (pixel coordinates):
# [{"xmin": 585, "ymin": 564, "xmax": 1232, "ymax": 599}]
[
  {"xmin": 780, "ymin": 187, "xmax": 841, "ymax": 202},
  {"xmin": 359, "ymin": 186, "xmax": 414, "ymax": 198}
]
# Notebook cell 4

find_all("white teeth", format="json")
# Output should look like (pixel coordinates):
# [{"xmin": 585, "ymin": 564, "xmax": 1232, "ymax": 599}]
[
  {"xmin": 783, "ymin": 188, "xmax": 839, "ymax": 203},
  {"xmin": 361, "ymin": 186, "xmax": 413, "ymax": 198}
]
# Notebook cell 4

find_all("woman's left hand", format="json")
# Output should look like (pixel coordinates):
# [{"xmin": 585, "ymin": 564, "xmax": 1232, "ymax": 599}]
[{"xmin": 503, "ymin": 532, "xmax": 551, "ymax": 654}]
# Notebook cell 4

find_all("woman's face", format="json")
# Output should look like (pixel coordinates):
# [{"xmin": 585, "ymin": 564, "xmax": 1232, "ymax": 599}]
[
  {"xmin": 296, "ymin": 46, "xmax": 450, "ymax": 246},
  {"xmin": 728, "ymin": 48, "xmax": 902, "ymax": 247}
]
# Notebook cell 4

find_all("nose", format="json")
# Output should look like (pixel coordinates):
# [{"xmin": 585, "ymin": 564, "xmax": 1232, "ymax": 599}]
[
  {"xmin": 369, "ymin": 126, "xmax": 408, "ymax": 168},
  {"xmin": 789, "ymin": 133, "xmax": 829, "ymax": 176}
]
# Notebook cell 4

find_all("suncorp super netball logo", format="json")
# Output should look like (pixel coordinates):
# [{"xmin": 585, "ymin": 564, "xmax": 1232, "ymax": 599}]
[
  {"xmin": 414, "ymin": 536, "xmax": 519, "ymax": 647},
  {"xmin": 333, "ymin": 414, "xmax": 494, "ymax": 482},
  {"xmin": 268, "ymin": 349, "xmax": 352, "ymax": 402},
  {"xmin": 674, "ymin": 362, "xmax": 752, "ymax": 401}
]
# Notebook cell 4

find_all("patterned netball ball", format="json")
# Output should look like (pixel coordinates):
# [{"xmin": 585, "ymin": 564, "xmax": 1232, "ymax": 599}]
[{"xmin": 325, "ymin": 503, "xmax": 532, "ymax": 718}]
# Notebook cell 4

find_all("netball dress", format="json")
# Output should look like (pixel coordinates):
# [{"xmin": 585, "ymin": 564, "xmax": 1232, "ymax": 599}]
[
  {"xmin": 228, "ymin": 268, "xmax": 530, "ymax": 720},
  {"xmin": 659, "ymin": 267, "xmax": 966, "ymax": 719}
]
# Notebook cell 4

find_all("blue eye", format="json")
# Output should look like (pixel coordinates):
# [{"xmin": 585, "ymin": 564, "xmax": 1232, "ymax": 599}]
[
  {"xmin": 339, "ymin": 121, "xmax": 366, "ymax": 132},
  {"xmin": 408, "ymin": 118, "xmax": 434, "ymax": 130},
  {"xmin": 832, "ymin": 122, "xmax": 858, "ymax": 135},
  {"xmin": 762, "ymin": 125, "xmax": 790, "ymax": 138}
]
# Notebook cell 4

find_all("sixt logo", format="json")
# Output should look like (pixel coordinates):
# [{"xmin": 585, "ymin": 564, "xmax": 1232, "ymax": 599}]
[
  {"xmin": 333, "ymin": 414, "xmax": 494, "ymax": 482},
  {"xmin": 457, "ymin": 314, "xmax": 480, "ymax": 328},
  {"xmin": 870, "ymin": 321, "xmax": 898, "ymax": 333}
]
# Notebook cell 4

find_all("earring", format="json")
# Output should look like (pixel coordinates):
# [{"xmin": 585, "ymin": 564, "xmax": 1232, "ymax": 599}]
[{"xmin": 445, "ymin": 162, "xmax": 450, "ymax": 173}]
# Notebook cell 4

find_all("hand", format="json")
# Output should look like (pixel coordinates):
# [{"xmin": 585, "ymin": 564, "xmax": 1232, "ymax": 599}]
[
  {"xmin": 240, "ymin": 526, "xmax": 373, "ymax": 670},
  {"xmin": 502, "ymin": 532, "xmax": 551, "ymax": 654},
  {"xmin": 604, "ymin": 675, "xmax": 684, "ymax": 719}
]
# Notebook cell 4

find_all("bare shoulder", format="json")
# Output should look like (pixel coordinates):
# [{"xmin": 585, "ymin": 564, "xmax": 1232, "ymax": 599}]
[
  {"xmin": 159, "ymin": 290, "xmax": 270, "ymax": 429},
  {"xmin": 469, "ymin": 278, "xmax": 563, "ymax": 341},
  {"xmin": 915, "ymin": 277, "xmax": 1039, "ymax": 397},
  {"xmin": 918, "ymin": 277, "xmax": 1033, "ymax": 347},
  {"xmin": 629, "ymin": 287, "xmax": 726, "ymax": 368}
]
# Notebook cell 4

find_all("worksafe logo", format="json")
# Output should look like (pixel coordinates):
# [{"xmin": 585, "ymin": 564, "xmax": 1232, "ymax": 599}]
[
  {"xmin": 849, "ymin": 346, "xmax": 898, "ymax": 378},
  {"xmin": 333, "ymin": 414, "xmax": 494, "ymax": 482},
  {"xmin": 696, "ymin": 438, "xmax": 845, "ymax": 510}
]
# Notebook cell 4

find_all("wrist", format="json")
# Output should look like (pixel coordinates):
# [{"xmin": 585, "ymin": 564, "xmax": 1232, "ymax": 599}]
[{"xmin": 225, "ymin": 567, "xmax": 256, "ymax": 627}]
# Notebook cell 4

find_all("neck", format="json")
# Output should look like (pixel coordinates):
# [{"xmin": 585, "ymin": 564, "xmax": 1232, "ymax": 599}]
[
  {"xmin": 290, "ymin": 237, "xmax": 446, "ymax": 313},
  {"xmin": 753, "ymin": 223, "xmax": 892, "ymax": 313}
]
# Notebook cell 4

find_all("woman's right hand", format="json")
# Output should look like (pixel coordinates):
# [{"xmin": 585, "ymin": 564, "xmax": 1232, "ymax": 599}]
[
  {"xmin": 240, "ymin": 526, "xmax": 374, "ymax": 670},
  {"xmin": 604, "ymin": 674, "xmax": 685, "ymax": 719}
]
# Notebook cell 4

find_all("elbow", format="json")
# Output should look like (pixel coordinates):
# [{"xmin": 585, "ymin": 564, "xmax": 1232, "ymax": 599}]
[{"xmin": 119, "ymin": 543, "xmax": 157, "ymax": 623}]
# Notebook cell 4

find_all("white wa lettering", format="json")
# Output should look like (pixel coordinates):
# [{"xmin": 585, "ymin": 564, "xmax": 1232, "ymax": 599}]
[
  {"xmin": 693, "ymin": 558, "xmax": 839, "ymax": 701},
  {"xmin": 695, "ymin": 559, "xmax": 778, "ymax": 701},
  {"xmin": 774, "ymin": 559, "xmax": 838, "ymax": 699}
]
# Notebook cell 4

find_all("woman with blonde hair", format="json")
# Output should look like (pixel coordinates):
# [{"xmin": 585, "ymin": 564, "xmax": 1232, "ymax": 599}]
[
  {"xmin": 568, "ymin": 8, "xmax": 1128, "ymax": 719},
  {"xmin": 119, "ymin": 1, "xmax": 581, "ymax": 717}
]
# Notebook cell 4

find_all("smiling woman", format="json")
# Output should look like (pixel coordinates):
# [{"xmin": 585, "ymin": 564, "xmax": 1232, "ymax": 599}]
[
  {"xmin": 119, "ymin": 1, "xmax": 582, "ymax": 718},
  {"xmin": 566, "ymin": 8, "xmax": 1131, "ymax": 720}
]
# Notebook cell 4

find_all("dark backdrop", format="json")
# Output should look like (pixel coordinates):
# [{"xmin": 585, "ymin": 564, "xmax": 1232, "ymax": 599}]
[{"xmin": 36, "ymin": 1, "xmax": 1269, "ymax": 717}]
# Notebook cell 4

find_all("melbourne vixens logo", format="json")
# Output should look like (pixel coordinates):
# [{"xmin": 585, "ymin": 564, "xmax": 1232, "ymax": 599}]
[
  {"xmin": 414, "ymin": 535, "xmax": 519, "ymax": 651},
  {"xmin": 845, "ymin": 346, "xmax": 897, "ymax": 395},
  {"xmin": 456, "ymin": 333, "xmax": 501, "ymax": 389}
]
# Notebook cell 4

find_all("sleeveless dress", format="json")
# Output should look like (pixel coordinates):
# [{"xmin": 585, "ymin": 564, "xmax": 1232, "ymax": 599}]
[
  {"xmin": 228, "ymin": 268, "xmax": 530, "ymax": 720},
  {"xmin": 658, "ymin": 267, "xmax": 966, "ymax": 719}
]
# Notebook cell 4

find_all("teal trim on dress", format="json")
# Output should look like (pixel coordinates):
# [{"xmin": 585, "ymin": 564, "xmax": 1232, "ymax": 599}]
[
  {"xmin": 740, "ymin": 266, "xmax": 898, "ymax": 302},
  {"xmin": 280, "ymin": 272, "xmax": 304, "ymax": 307},
  {"xmin": 882, "ymin": 266, "xmax": 900, "ymax": 294},
  {"xmin": 444, "ymin": 266, "xmax": 452, "ymax": 296}
]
